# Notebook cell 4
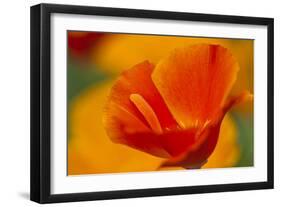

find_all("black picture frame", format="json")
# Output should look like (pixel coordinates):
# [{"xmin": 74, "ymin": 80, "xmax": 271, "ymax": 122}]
[{"xmin": 30, "ymin": 3, "xmax": 274, "ymax": 204}]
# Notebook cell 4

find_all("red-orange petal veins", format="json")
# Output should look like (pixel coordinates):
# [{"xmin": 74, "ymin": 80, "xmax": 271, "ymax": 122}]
[
  {"xmin": 130, "ymin": 93, "xmax": 163, "ymax": 134},
  {"xmin": 152, "ymin": 44, "xmax": 239, "ymax": 129}
]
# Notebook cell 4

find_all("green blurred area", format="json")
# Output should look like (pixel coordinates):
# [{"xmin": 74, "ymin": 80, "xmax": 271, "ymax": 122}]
[
  {"xmin": 233, "ymin": 113, "xmax": 254, "ymax": 167},
  {"xmin": 67, "ymin": 62, "xmax": 109, "ymax": 101},
  {"xmin": 67, "ymin": 61, "xmax": 111, "ymax": 141}
]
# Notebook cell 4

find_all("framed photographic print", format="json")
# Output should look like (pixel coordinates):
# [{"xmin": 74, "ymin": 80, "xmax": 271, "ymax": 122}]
[{"xmin": 30, "ymin": 3, "xmax": 274, "ymax": 203}]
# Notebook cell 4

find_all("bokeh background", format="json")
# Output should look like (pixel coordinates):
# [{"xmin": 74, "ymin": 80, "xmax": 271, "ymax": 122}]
[{"xmin": 67, "ymin": 31, "xmax": 254, "ymax": 175}]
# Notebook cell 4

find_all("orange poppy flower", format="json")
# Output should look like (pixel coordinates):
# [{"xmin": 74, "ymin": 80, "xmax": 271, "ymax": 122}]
[{"xmin": 103, "ymin": 44, "xmax": 252, "ymax": 169}]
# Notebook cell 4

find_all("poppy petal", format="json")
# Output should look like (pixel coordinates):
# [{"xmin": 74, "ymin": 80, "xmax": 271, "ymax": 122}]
[
  {"xmin": 160, "ymin": 120, "xmax": 221, "ymax": 168},
  {"xmin": 104, "ymin": 100, "xmax": 198, "ymax": 157},
  {"xmin": 123, "ymin": 127, "xmax": 198, "ymax": 158},
  {"xmin": 130, "ymin": 93, "xmax": 163, "ymax": 134},
  {"xmin": 152, "ymin": 44, "xmax": 239, "ymax": 129},
  {"xmin": 104, "ymin": 101, "xmax": 170, "ymax": 157},
  {"xmin": 160, "ymin": 91, "xmax": 253, "ymax": 169},
  {"xmin": 105, "ymin": 61, "xmax": 178, "ymax": 130},
  {"xmin": 103, "ymin": 61, "xmax": 179, "ymax": 157}
]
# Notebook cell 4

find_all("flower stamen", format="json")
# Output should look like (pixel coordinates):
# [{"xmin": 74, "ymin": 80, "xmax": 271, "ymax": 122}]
[{"xmin": 130, "ymin": 93, "xmax": 163, "ymax": 134}]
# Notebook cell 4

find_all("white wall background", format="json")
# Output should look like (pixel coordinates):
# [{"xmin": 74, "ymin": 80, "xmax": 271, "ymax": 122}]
[{"xmin": 0, "ymin": 0, "xmax": 279, "ymax": 206}]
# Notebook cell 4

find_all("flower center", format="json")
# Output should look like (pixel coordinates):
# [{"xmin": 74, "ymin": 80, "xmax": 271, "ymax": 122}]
[{"xmin": 130, "ymin": 93, "xmax": 163, "ymax": 134}]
